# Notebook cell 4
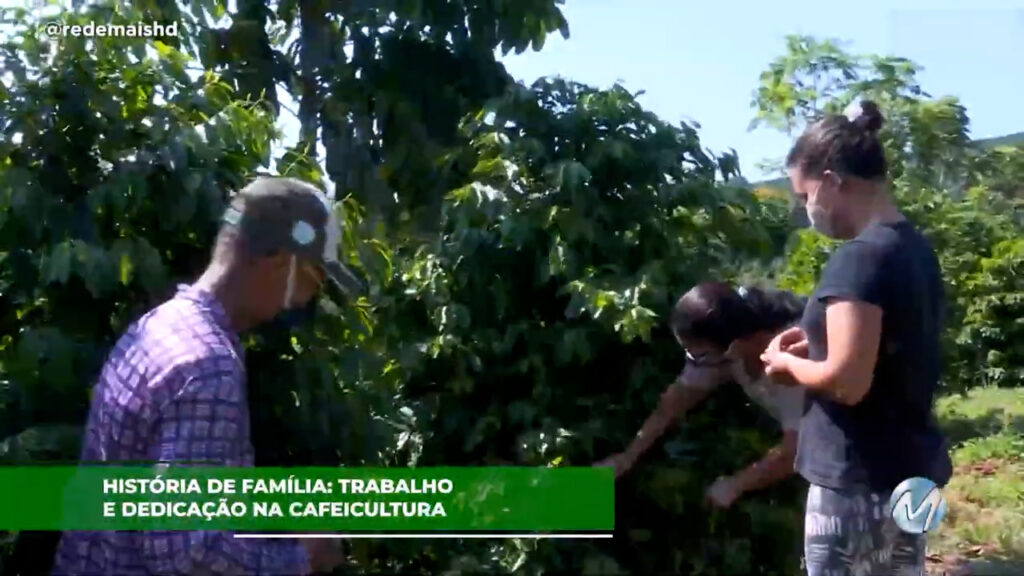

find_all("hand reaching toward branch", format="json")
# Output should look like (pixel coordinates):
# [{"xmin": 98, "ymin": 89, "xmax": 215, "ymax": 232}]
[{"xmin": 594, "ymin": 452, "xmax": 637, "ymax": 479}]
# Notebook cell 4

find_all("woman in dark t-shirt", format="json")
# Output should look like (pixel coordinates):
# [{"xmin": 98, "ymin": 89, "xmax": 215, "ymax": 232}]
[{"xmin": 759, "ymin": 100, "xmax": 953, "ymax": 576}]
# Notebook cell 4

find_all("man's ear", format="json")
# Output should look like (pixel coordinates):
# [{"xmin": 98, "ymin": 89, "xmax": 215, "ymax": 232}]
[
  {"xmin": 250, "ymin": 252, "xmax": 291, "ymax": 275},
  {"xmin": 268, "ymin": 252, "xmax": 293, "ymax": 269}
]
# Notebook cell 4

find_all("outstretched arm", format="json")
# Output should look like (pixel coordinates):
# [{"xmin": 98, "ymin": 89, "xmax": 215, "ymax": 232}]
[
  {"xmin": 618, "ymin": 382, "xmax": 711, "ymax": 464},
  {"xmin": 706, "ymin": 429, "xmax": 798, "ymax": 508},
  {"xmin": 707, "ymin": 383, "xmax": 803, "ymax": 510},
  {"xmin": 732, "ymin": 429, "xmax": 798, "ymax": 494},
  {"xmin": 598, "ymin": 364, "xmax": 727, "ymax": 477}
]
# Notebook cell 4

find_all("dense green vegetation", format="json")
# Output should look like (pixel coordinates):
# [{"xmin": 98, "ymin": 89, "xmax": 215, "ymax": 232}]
[{"xmin": 0, "ymin": 3, "xmax": 1021, "ymax": 575}]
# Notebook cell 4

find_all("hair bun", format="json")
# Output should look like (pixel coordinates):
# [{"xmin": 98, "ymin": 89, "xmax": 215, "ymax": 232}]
[{"xmin": 844, "ymin": 99, "xmax": 884, "ymax": 134}]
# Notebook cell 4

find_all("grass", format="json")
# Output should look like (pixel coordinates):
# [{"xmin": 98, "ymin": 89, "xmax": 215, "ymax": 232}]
[{"xmin": 928, "ymin": 387, "xmax": 1024, "ymax": 576}]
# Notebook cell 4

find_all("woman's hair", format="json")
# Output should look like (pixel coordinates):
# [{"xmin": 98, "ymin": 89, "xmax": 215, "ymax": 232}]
[
  {"xmin": 785, "ymin": 99, "xmax": 887, "ymax": 182},
  {"xmin": 669, "ymin": 281, "xmax": 807, "ymax": 349}
]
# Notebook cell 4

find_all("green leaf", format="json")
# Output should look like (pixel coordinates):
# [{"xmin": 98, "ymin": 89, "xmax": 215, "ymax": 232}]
[
  {"xmin": 555, "ymin": 161, "xmax": 591, "ymax": 193},
  {"xmin": 44, "ymin": 242, "xmax": 73, "ymax": 285},
  {"xmin": 112, "ymin": 239, "xmax": 134, "ymax": 286}
]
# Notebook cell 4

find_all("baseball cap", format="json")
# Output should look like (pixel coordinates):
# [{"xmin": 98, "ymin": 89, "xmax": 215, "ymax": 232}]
[{"xmin": 220, "ymin": 177, "xmax": 367, "ymax": 297}]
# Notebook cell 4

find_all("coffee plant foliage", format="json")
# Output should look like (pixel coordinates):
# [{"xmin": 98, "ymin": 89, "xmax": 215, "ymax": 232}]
[
  {"xmin": 0, "ymin": 3, "xmax": 279, "ymax": 446},
  {"xmin": 301, "ymin": 77, "xmax": 798, "ymax": 574}
]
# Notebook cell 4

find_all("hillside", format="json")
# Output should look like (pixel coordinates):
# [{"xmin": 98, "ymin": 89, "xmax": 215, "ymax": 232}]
[
  {"xmin": 752, "ymin": 131, "xmax": 1024, "ymax": 191},
  {"xmin": 980, "ymin": 131, "xmax": 1024, "ymax": 148}
]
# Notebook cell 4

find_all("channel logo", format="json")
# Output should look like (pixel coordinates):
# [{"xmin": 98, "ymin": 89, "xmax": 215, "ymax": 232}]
[{"xmin": 889, "ymin": 476, "xmax": 946, "ymax": 534}]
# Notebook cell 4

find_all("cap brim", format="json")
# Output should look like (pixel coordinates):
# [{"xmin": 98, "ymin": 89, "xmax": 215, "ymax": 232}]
[{"xmin": 321, "ymin": 260, "xmax": 367, "ymax": 297}]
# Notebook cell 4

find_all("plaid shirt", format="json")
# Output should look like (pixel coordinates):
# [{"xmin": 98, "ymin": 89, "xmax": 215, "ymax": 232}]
[{"xmin": 52, "ymin": 284, "xmax": 310, "ymax": 576}]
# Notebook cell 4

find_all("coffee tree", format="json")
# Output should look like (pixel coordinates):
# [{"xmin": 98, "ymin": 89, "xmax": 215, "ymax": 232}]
[
  {"xmin": 341, "ymin": 78, "xmax": 805, "ymax": 575},
  {"xmin": 191, "ymin": 0, "xmax": 571, "ymax": 232},
  {"xmin": 0, "ymin": 4, "xmax": 276, "ymax": 449}
]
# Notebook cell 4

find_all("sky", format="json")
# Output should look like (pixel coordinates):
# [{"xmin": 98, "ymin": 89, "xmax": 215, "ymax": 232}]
[
  {"xmin": 499, "ymin": 0, "xmax": 1024, "ymax": 181},
  {"xmin": 4, "ymin": 0, "xmax": 1022, "ymax": 186}
]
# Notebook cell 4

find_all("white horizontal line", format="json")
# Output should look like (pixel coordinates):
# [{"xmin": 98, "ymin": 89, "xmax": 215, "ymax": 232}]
[{"xmin": 234, "ymin": 533, "xmax": 612, "ymax": 540}]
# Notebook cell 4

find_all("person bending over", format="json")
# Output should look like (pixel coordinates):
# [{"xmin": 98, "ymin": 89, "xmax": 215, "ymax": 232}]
[{"xmin": 597, "ymin": 281, "xmax": 807, "ymax": 509}]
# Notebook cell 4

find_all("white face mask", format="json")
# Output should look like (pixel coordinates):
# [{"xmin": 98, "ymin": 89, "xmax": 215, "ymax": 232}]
[
  {"xmin": 806, "ymin": 180, "xmax": 837, "ymax": 238},
  {"xmin": 806, "ymin": 202, "xmax": 835, "ymax": 237},
  {"xmin": 282, "ymin": 255, "xmax": 297, "ymax": 310}
]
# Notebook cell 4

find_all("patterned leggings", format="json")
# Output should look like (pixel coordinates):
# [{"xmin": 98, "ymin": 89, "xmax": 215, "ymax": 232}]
[{"xmin": 803, "ymin": 484, "xmax": 927, "ymax": 576}]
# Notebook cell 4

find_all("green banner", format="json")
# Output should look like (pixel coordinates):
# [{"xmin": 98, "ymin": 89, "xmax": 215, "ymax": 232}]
[{"xmin": 0, "ymin": 466, "xmax": 613, "ymax": 532}]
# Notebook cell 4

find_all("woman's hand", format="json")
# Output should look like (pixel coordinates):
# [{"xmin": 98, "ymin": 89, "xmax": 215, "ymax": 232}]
[
  {"xmin": 761, "ymin": 347, "xmax": 804, "ymax": 387},
  {"xmin": 705, "ymin": 476, "xmax": 743, "ymax": 509},
  {"xmin": 594, "ymin": 451, "xmax": 637, "ymax": 479},
  {"xmin": 760, "ymin": 348, "xmax": 794, "ymax": 379},
  {"xmin": 766, "ymin": 326, "xmax": 809, "ymax": 357},
  {"xmin": 761, "ymin": 326, "xmax": 808, "ymax": 386}
]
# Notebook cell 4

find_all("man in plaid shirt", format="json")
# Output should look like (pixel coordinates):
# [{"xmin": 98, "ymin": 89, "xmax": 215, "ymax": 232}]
[{"xmin": 52, "ymin": 178, "xmax": 365, "ymax": 575}]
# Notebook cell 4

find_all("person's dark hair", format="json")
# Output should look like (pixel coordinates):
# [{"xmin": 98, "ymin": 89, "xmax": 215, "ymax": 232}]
[
  {"xmin": 785, "ymin": 100, "xmax": 887, "ymax": 181},
  {"xmin": 669, "ymin": 281, "xmax": 806, "ymax": 349}
]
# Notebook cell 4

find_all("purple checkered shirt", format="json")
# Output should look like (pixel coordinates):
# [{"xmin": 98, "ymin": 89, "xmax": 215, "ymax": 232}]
[{"xmin": 52, "ymin": 284, "xmax": 310, "ymax": 576}]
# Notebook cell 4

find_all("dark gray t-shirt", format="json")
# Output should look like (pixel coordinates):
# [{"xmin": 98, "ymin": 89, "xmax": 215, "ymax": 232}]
[{"xmin": 795, "ymin": 220, "xmax": 953, "ymax": 493}]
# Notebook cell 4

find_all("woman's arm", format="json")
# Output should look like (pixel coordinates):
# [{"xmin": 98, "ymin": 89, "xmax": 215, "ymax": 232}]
[
  {"xmin": 731, "ymin": 429, "xmax": 798, "ymax": 494},
  {"xmin": 762, "ymin": 240, "xmax": 887, "ymax": 406},
  {"xmin": 622, "ymin": 383, "xmax": 711, "ymax": 459},
  {"xmin": 705, "ymin": 429, "xmax": 798, "ymax": 508},
  {"xmin": 598, "ymin": 382, "xmax": 712, "ymax": 476},
  {"xmin": 764, "ymin": 299, "xmax": 882, "ymax": 405},
  {"xmin": 598, "ymin": 364, "xmax": 728, "ymax": 477}
]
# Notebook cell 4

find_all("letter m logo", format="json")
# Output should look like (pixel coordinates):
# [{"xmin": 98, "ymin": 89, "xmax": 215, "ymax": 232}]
[{"xmin": 891, "ymin": 484, "xmax": 944, "ymax": 534}]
